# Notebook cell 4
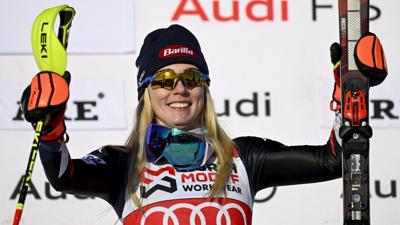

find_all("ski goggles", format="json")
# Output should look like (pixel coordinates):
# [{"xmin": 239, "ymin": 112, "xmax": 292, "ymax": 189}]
[
  {"xmin": 139, "ymin": 68, "xmax": 210, "ymax": 92},
  {"xmin": 145, "ymin": 124, "xmax": 211, "ymax": 171}
]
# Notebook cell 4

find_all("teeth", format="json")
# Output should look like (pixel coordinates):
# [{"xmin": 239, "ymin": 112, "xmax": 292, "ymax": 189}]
[{"xmin": 169, "ymin": 102, "xmax": 190, "ymax": 108}]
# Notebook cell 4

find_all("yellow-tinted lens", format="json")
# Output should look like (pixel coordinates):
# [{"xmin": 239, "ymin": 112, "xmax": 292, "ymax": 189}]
[
  {"xmin": 151, "ymin": 69, "xmax": 207, "ymax": 91},
  {"xmin": 180, "ymin": 69, "xmax": 201, "ymax": 90},
  {"xmin": 151, "ymin": 70, "xmax": 175, "ymax": 90}
]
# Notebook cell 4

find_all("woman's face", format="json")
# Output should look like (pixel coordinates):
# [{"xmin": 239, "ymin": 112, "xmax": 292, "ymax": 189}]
[{"xmin": 148, "ymin": 63, "xmax": 205, "ymax": 131}]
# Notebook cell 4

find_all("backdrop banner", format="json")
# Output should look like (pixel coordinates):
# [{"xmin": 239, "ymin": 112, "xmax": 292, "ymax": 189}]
[
  {"xmin": 1, "ymin": 1, "xmax": 398, "ymax": 225},
  {"xmin": 0, "ymin": 0, "xmax": 135, "ymax": 54}
]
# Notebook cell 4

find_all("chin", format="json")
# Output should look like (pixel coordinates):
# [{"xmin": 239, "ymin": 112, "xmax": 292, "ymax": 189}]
[
  {"xmin": 170, "ymin": 123, "xmax": 192, "ymax": 131},
  {"xmin": 170, "ymin": 121, "xmax": 199, "ymax": 131}
]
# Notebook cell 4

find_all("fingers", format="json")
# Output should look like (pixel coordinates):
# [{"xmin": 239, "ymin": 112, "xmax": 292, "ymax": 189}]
[
  {"xmin": 63, "ymin": 71, "xmax": 71, "ymax": 84},
  {"xmin": 355, "ymin": 32, "xmax": 388, "ymax": 86},
  {"xmin": 28, "ymin": 72, "xmax": 69, "ymax": 111},
  {"xmin": 22, "ymin": 72, "xmax": 70, "ymax": 123},
  {"xmin": 330, "ymin": 42, "xmax": 342, "ymax": 65},
  {"xmin": 356, "ymin": 33, "xmax": 387, "ymax": 71},
  {"xmin": 50, "ymin": 73, "xmax": 70, "ymax": 106}
]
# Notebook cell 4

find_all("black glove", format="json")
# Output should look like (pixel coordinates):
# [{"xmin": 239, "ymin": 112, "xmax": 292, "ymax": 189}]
[{"xmin": 329, "ymin": 42, "xmax": 342, "ymax": 112}]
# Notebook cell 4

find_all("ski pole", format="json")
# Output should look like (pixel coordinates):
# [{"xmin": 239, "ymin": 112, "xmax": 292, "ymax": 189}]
[
  {"xmin": 13, "ymin": 5, "xmax": 75, "ymax": 225},
  {"xmin": 337, "ymin": 0, "xmax": 371, "ymax": 224},
  {"xmin": 13, "ymin": 121, "xmax": 44, "ymax": 225}
]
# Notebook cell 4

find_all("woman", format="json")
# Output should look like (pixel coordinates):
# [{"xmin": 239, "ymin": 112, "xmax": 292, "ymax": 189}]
[{"xmin": 21, "ymin": 24, "xmax": 385, "ymax": 225}]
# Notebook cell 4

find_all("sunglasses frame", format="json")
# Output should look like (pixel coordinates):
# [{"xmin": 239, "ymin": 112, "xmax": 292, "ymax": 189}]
[{"xmin": 139, "ymin": 68, "xmax": 210, "ymax": 92}]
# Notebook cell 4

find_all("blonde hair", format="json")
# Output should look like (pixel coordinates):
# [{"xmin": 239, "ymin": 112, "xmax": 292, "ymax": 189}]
[{"xmin": 125, "ymin": 86, "xmax": 235, "ymax": 206}]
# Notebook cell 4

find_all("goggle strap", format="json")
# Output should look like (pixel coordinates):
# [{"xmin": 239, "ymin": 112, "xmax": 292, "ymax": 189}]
[
  {"xmin": 138, "ymin": 75, "xmax": 155, "ymax": 90},
  {"xmin": 201, "ymin": 142, "xmax": 212, "ymax": 166}
]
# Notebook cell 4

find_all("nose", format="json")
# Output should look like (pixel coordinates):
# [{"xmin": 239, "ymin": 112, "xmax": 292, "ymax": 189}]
[{"xmin": 172, "ymin": 80, "xmax": 189, "ymax": 95}]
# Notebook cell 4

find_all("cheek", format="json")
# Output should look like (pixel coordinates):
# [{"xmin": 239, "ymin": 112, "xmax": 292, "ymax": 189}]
[
  {"xmin": 149, "ymin": 89, "xmax": 169, "ymax": 110},
  {"xmin": 192, "ymin": 89, "xmax": 206, "ymax": 110}
]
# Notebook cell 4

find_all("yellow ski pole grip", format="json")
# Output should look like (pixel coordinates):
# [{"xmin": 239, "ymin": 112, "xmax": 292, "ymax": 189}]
[{"xmin": 31, "ymin": 5, "xmax": 75, "ymax": 75}]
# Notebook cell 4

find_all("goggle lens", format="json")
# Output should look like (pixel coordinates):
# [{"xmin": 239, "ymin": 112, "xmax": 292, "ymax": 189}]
[
  {"xmin": 150, "ymin": 69, "xmax": 209, "ymax": 91},
  {"xmin": 145, "ymin": 124, "xmax": 209, "ymax": 171}
]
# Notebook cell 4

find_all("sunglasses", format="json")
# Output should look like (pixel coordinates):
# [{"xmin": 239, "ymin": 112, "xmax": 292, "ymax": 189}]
[
  {"xmin": 145, "ymin": 124, "xmax": 211, "ymax": 171},
  {"xmin": 139, "ymin": 68, "xmax": 210, "ymax": 92}
]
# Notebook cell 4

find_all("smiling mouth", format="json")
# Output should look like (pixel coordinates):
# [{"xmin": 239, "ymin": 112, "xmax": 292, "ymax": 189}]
[{"xmin": 168, "ymin": 102, "xmax": 191, "ymax": 108}]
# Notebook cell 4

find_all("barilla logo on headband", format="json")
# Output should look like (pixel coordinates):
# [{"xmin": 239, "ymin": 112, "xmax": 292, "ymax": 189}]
[{"xmin": 159, "ymin": 45, "xmax": 197, "ymax": 58}]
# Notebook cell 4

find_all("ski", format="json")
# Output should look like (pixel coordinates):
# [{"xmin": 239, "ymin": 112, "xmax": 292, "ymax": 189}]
[{"xmin": 338, "ymin": 0, "xmax": 371, "ymax": 225}]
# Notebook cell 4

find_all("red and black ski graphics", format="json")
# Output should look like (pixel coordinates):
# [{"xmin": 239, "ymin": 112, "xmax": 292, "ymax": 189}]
[{"xmin": 338, "ymin": 0, "xmax": 371, "ymax": 224}]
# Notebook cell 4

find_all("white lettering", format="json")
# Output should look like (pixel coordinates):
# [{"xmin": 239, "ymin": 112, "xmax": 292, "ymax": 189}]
[{"xmin": 163, "ymin": 47, "xmax": 194, "ymax": 57}]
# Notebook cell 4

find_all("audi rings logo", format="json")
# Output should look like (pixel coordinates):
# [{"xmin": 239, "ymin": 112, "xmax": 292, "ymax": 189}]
[
  {"xmin": 143, "ymin": 202, "xmax": 246, "ymax": 225},
  {"xmin": 124, "ymin": 198, "xmax": 252, "ymax": 225}
]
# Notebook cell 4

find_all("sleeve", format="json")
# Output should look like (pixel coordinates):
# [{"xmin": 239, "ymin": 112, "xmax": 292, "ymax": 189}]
[
  {"xmin": 233, "ymin": 130, "xmax": 342, "ymax": 193},
  {"xmin": 39, "ymin": 141, "xmax": 130, "ymax": 202}
]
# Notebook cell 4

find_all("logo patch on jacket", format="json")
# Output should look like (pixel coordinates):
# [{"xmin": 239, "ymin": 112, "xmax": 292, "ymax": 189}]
[{"xmin": 140, "ymin": 166, "xmax": 177, "ymax": 198}]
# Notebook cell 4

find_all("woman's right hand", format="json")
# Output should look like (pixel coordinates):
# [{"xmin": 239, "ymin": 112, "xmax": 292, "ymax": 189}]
[{"xmin": 20, "ymin": 71, "xmax": 71, "ymax": 142}]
